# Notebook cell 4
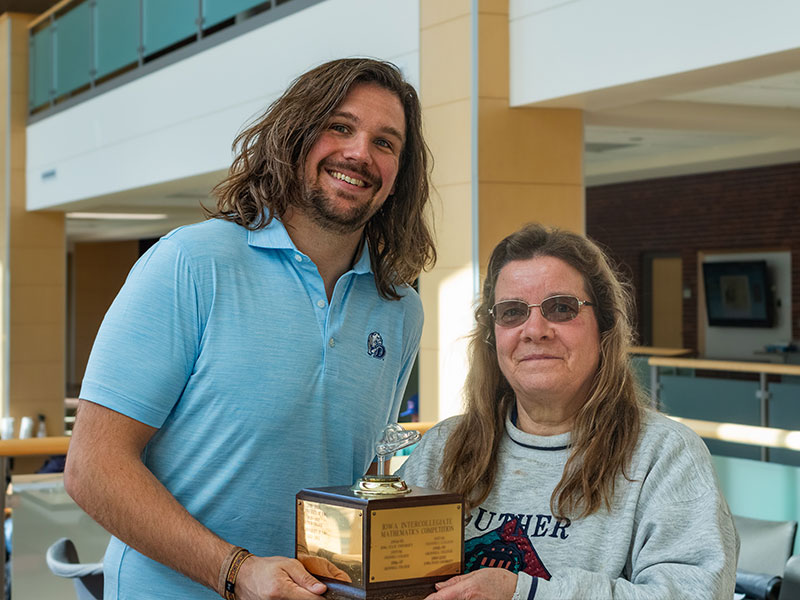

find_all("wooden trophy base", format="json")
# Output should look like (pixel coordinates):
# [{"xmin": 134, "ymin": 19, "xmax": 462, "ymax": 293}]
[
  {"xmin": 297, "ymin": 483, "xmax": 464, "ymax": 600},
  {"xmin": 324, "ymin": 580, "xmax": 436, "ymax": 600}
]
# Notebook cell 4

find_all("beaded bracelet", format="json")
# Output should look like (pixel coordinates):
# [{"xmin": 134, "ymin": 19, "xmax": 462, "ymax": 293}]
[{"xmin": 224, "ymin": 548, "xmax": 254, "ymax": 600}]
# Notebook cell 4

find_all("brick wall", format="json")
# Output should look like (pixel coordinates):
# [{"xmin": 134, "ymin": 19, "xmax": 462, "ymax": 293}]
[{"xmin": 586, "ymin": 162, "xmax": 800, "ymax": 351}]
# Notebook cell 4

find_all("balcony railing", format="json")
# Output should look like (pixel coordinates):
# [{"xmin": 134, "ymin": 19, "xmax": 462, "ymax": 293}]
[
  {"xmin": 646, "ymin": 356, "xmax": 800, "ymax": 463},
  {"xmin": 27, "ymin": 0, "xmax": 312, "ymax": 117}
]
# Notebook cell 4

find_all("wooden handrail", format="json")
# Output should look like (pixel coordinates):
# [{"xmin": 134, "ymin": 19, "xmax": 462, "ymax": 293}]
[
  {"xmin": 407, "ymin": 417, "xmax": 800, "ymax": 453},
  {"xmin": 0, "ymin": 436, "xmax": 70, "ymax": 457},
  {"xmin": 27, "ymin": 0, "xmax": 74, "ymax": 29},
  {"xmin": 629, "ymin": 346, "xmax": 693, "ymax": 357},
  {"xmin": 648, "ymin": 356, "xmax": 800, "ymax": 376},
  {"xmin": 669, "ymin": 417, "xmax": 800, "ymax": 451}
]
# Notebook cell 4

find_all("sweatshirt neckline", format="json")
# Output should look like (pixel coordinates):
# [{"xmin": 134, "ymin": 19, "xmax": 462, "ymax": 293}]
[{"xmin": 506, "ymin": 406, "xmax": 572, "ymax": 451}]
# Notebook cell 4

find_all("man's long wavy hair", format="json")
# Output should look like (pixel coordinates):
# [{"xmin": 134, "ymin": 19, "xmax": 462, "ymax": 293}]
[
  {"xmin": 440, "ymin": 223, "xmax": 645, "ymax": 519},
  {"xmin": 207, "ymin": 58, "xmax": 436, "ymax": 300}
]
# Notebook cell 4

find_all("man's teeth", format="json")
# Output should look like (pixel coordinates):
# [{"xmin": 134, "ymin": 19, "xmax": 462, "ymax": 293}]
[{"xmin": 330, "ymin": 171, "xmax": 366, "ymax": 187}]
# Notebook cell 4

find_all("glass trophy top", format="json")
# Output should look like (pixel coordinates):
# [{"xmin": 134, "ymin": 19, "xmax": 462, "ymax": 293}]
[
  {"xmin": 376, "ymin": 424, "xmax": 421, "ymax": 462},
  {"xmin": 353, "ymin": 424, "xmax": 421, "ymax": 496}
]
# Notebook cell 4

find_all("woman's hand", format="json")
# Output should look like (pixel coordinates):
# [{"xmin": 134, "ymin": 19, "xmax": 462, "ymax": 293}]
[{"xmin": 425, "ymin": 568, "xmax": 517, "ymax": 600}]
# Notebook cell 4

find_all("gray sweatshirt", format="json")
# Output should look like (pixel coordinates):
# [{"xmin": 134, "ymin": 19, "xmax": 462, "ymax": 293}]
[{"xmin": 398, "ymin": 409, "xmax": 739, "ymax": 599}]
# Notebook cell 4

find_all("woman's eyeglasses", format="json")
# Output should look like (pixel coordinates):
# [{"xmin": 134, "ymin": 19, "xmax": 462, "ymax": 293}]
[{"xmin": 489, "ymin": 295, "xmax": 595, "ymax": 328}]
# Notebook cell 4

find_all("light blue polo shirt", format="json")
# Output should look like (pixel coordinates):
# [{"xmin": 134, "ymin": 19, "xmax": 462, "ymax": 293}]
[{"xmin": 80, "ymin": 217, "xmax": 423, "ymax": 599}]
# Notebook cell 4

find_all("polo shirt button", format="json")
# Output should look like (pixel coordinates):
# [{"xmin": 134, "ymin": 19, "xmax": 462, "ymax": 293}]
[
  {"xmin": 317, "ymin": 300, "xmax": 325, "ymax": 308},
  {"xmin": 329, "ymin": 338, "xmax": 335, "ymax": 347},
  {"xmin": 294, "ymin": 254, "xmax": 303, "ymax": 262}
]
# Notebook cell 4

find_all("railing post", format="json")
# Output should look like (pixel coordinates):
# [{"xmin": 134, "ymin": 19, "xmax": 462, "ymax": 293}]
[
  {"xmin": 49, "ymin": 14, "xmax": 56, "ymax": 107},
  {"xmin": 757, "ymin": 372, "xmax": 770, "ymax": 462},
  {"xmin": 138, "ymin": 0, "xmax": 144, "ymax": 66},
  {"xmin": 28, "ymin": 33, "xmax": 34, "ymax": 113},
  {"xmin": 197, "ymin": 0, "xmax": 204, "ymax": 39},
  {"xmin": 649, "ymin": 361, "xmax": 660, "ymax": 410},
  {"xmin": 89, "ymin": 0, "xmax": 97, "ymax": 89}
]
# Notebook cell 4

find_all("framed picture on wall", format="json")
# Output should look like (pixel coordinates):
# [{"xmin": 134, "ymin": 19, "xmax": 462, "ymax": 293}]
[{"xmin": 702, "ymin": 260, "xmax": 774, "ymax": 327}]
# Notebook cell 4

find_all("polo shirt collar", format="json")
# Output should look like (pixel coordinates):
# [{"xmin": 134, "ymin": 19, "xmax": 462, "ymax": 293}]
[
  {"xmin": 247, "ymin": 217, "xmax": 295, "ymax": 250},
  {"xmin": 247, "ymin": 218, "xmax": 373, "ymax": 274}
]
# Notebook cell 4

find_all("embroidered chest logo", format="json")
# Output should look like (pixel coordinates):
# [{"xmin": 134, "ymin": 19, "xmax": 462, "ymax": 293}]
[{"xmin": 367, "ymin": 332, "xmax": 386, "ymax": 359}]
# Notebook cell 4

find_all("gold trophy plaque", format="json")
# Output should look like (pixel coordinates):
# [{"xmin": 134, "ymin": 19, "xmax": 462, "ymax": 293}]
[{"xmin": 296, "ymin": 425, "xmax": 464, "ymax": 600}]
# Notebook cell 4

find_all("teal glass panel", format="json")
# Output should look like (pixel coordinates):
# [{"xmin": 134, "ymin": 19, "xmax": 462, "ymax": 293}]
[
  {"xmin": 54, "ymin": 1, "xmax": 92, "ymax": 97},
  {"xmin": 95, "ymin": 0, "xmax": 140, "ymax": 79},
  {"xmin": 29, "ymin": 26, "xmax": 53, "ymax": 109},
  {"xmin": 660, "ymin": 374, "xmax": 761, "ymax": 460},
  {"xmin": 703, "ymin": 438, "xmax": 760, "ymax": 461},
  {"xmin": 142, "ymin": 0, "xmax": 197, "ymax": 56},
  {"xmin": 768, "ymin": 382, "xmax": 800, "ymax": 467},
  {"xmin": 203, "ymin": 0, "xmax": 265, "ymax": 29},
  {"xmin": 712, "ymin": 454, "xmax": 800, "ymax": 554}
]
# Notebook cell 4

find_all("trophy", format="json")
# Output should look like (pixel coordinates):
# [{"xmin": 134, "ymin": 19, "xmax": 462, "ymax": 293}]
[{"xmin": 296, "ymin": 424, "xmax": 464, "ymax": 600}]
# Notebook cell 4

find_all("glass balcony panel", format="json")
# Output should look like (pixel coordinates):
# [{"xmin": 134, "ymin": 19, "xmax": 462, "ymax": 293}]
[
  {"xmin": 95, "ymin": 0, "xmax": 140, "ymax": 79},
  {"xmin": 767, "ymin": 382, "xmax": 800, "ymax": 466},
  {"xmin": 54, "ymin": 2, "xmax": 92, "ymax": 97},
  {"xmin": 29, "ymin": 25, "xmax": 53, "ymax": 109},
  {"xmin": 659, "ymin": 374, "xmax": 761, "ymax": 460},
  {"xmin": 142, "ymin": 0, "xmax": 197, "ymax": 57},
  {"xmin": 203, "ymin": 0, "xmax": 266, "ymax": 29}
]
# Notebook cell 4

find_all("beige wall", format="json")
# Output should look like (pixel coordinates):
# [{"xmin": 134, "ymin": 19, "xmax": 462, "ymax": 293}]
[
  {"xmin": 71, "ymin": 241, "xmax": 140, "ymax": 388},
  {"xmin": 0, "ymin": 13, "xmax": 65, "ymax": 458},
  {"xmin": 418, "ymin": 2, "xmax": 474, "ymax": 422},
  {"xmin": 418, "ymin": 0, "xmax": 584, "ymax": 422},
  {"xmin": 476, "ymin": 3, "xmax": 583, "ymax": 270}
]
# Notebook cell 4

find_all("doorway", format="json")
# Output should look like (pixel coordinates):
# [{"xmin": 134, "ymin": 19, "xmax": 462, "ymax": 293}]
[{"xmin": 642, "ymin": 254, "xmax": 683, "ymax": 348}]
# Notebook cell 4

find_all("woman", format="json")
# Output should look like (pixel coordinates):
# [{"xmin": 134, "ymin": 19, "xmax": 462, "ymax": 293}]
[{"xmin": 400, "ymin": 224, "xmax": 738, "ymax": 599}]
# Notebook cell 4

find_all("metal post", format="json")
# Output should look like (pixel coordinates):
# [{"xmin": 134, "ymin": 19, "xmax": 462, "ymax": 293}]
[
  {"xmin": 649, "ymin": 363, "xmax": 659, "ymax": 410},
  {"xmin": 89, "ymin": 0, "xmax": 97, "ymax": 89},
  {"xmin": 138, "ymin": 0, "xmax": 144, "ymax": 65},
  {"xmin": 758, "ymin": 372, "xmax": 770, "ymax": 462},
  {"xmin": 197, "ymin": 0, "xmax": 204, "ymax": 40},
  {"xmin": 49, "ymin": 15, "xmax": 56, "ymax": 107},
  {"xmin": 28, "ymin": 34, "xmax": 34, "ymax": 113}
]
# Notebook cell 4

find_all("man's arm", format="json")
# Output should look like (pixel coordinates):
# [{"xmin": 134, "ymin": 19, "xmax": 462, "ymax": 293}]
[{"xmin": 64, "ymin": 399, "xmax": 327, "ymax": 600}]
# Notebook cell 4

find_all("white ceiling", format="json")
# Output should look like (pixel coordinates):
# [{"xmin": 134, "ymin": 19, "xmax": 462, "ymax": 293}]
[
  {"xmin": 64, "ymin": 171, "xmax": 224, "ymax": 243},
  {"xmin": 64, "ymin": 69, "xmax": 800, "ymax": 243},
  {"xmin": 584, "ymin": 70, "xmax": 800, "ymax": 186}
]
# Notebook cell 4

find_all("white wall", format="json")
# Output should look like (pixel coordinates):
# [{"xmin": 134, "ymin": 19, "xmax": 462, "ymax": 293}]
[
  {"xmin": 26, "ymin": 0, "xmax": 419, "ymax": 210},
  {"xmin": 702, "ymin": 251, "xmax": 792, "ymax": 361},
  {"xmin": 510, "ymin": 0, "xmax": 800, "ymax": 108}
]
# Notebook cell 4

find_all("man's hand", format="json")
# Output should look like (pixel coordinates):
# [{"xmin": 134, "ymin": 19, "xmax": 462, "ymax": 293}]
[
  {"xmin": 298, "ymin": 555, "xmax": 353, "ymax": 582},
  {"xmin": 424, "ymin": 568, "xmax": 517, "ymax": 600},
  {"xmin": 234, "ymin": 556, "xmax": 327, "ymax": 600}
]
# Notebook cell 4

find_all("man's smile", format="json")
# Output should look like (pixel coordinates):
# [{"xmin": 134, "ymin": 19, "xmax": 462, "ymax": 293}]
[{"xmin": 328, "ymin": 169, "xmax": 368, "ymax": 188}]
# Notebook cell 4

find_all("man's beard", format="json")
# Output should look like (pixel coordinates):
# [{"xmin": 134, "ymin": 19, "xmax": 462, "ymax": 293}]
[
  {"xmin": 298, "ymin": 184, "xmax": 376, "ymax": 235},
  {"xmin": 298, "ymin": 161, "xmax": 384, "ymax": 235}
]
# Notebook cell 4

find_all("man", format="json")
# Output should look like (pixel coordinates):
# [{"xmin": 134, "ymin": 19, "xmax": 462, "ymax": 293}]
[{"xmin": 64, "ymin": 58, "xmax": 435, "ymax": 600}]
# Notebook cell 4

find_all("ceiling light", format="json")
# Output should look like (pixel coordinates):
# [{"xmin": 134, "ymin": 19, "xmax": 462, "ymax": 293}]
[{"xmin": 66, "ymin": 212, "xmax": 168, "ymax": 221}]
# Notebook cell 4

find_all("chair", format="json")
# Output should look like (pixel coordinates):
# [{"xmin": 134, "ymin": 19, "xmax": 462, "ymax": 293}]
[
  {"xmin": 45, "ymin": 538, "xmax": 103, "ymax": 600},
  {"xmin": 735, "ymin": 515, "xmax": 797, "ymax": 577},
  {"xmin": 778, "ymin": 555, "xmax": 800, "ymax": 600},
  {"xmin": 734, "ymin": 515, "xmax": 798, "ymax": 600}
]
